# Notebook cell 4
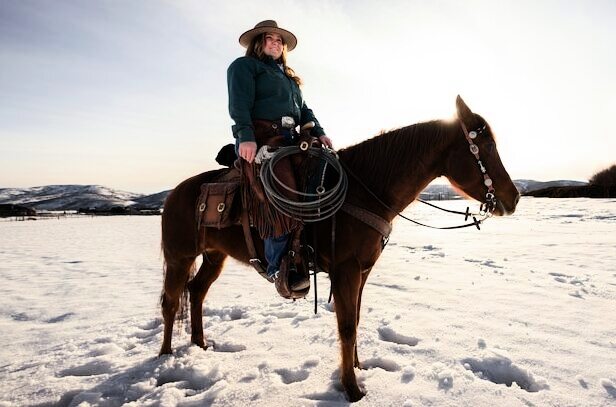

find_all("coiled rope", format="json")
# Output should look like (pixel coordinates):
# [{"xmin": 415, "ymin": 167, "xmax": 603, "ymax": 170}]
[{"xmin": 259, "ymin": 146, "xmax": 348, "ymax": 222}]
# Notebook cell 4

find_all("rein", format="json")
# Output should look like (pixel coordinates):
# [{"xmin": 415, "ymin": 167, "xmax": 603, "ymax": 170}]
[{"xmin": 340, "ymin": 119, "xmax": 497, "ymax": 231}]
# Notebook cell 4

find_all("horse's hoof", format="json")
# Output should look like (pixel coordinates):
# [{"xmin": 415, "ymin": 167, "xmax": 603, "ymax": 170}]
[
  {"xmin": 191, "ymin": 337, "xmax": 207, "ymax": 350},
  {"xmin": 346, "ymin": 388, "xmax": 366, "ymax": 402},
  {"xmin": 158, "ymin": 347, "xmax": 172, "ymax": 356}
]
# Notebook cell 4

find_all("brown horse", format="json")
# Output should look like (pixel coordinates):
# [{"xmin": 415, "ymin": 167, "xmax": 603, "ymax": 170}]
[{"xmin": 159, "ymin": 96, "xmax": 520, "ymax": 402}]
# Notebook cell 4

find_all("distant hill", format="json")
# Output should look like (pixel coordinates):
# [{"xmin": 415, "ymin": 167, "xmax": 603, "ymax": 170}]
[
  {"xmin": 0, "ymin": 185, "xmax": 146, "ymax": 211},
  {"xmin": 525, "ymin": 185, "xmax": 616, "ymax": 198},
  {"xmin": 419, "ymin": 179, "xmax": 587, "ymax": 200},
  {"xmin": 0, "ymin": 179, "xmax": 592, "ymax": 212},
  {"xmin": 131, "ymin": 190, "xmax": 170, "ymax": 209},
  {"xmin": 513, "ymin": 179, "xmax": 587, "ymax": 194}
]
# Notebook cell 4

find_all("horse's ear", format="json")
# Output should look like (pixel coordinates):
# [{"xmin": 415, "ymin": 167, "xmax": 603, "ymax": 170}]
[{"xmin": 456, "ymin": 95, "xmax": 473, "ymax": 122}]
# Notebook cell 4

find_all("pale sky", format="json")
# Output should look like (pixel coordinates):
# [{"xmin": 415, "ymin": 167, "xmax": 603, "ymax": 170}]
[{"xmin": 1, "ymin": 0, "xmax": 615, "ymax": 193}]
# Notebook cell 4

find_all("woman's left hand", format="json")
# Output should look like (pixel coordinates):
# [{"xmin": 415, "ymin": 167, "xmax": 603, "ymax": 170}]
[{"xmin": 319, "ymin": 135, "xmax": 333, "ymax": 149}]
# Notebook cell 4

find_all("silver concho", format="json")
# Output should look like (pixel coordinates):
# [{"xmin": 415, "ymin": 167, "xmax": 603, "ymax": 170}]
[
  {"xmin": 281, "ymin": 116, "xmax": 295, "ymax": 128},
  {"xmin": 468, "ymin": 131, "xmax": 477, "ymax": 139},
  {"xmin": 470, "ymin": 144, "xmax": 479, "ymax": 155}
]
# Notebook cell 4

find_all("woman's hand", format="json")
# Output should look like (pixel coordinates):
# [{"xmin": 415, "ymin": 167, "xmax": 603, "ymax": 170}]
[
  {"xmin": 238, "ymin": 141, "xmax": 257, "ymax": 163},
  {"xmin": 319, "ymin": 135, "xmax": 333, "ymax": 149}
]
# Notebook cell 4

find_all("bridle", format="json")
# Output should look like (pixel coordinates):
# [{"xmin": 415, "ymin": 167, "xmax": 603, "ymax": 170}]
[
  {"xmin": 340, "ymin": 118, "xmax": 499, "ymax": 231},
  {"xmin": 459, "ymin": 120, "xmax": 498, "ymax": 216}
]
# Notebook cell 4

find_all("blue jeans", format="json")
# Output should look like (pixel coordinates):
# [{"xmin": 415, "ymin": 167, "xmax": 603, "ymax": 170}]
[
  {"xmin": 235, "ymin": 139, "xmax": 290, "ymax": 277},
  {"xmin": 265, "ymin": 233, "xmax": 289, "ymax": 277}
]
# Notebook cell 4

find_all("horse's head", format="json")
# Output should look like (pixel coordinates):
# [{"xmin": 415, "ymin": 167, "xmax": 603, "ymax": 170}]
[{"xmin": 443, "ymin": 96, "xmax": 520, "ymax": 216}]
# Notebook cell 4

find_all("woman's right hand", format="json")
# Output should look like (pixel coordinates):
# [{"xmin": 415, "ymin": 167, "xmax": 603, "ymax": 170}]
[{"xmin": 238, "ymin": 141, "xmax": 257, "ymax": 163}]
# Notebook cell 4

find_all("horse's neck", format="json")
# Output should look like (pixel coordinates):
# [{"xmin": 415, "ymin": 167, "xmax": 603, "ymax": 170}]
[{"xmin": 342, "ymin": 122, "xmax": 454, "ymax": 220}]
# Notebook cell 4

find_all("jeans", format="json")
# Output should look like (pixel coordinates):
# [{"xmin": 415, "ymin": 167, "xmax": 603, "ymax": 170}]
[{"xmin": 265, "ymin": 233, "xmax": 289, "ymax": 277}]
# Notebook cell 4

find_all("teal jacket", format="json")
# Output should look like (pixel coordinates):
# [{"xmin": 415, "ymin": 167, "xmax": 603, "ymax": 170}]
[{"xmin": 227, "ymin": 56, "xmax": 326, "ymax": 143}]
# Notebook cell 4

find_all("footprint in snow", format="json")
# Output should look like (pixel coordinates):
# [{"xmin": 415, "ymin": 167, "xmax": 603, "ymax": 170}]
[
  {"xmin": 266, "ymin": 311, "xmax": 298, "ymax": 319},
  {"xmin": 139, "ymin": 318, "xmax": 162, "ymax": 330},
  {"xmin": 461, "ymin": 354, "xmax": 549, "ymax": 392},
  {"xmin": 549, "ymin": 272, "xmax": 588, "ymax": 287},
  {"xmin": 214, "ymin": 342, "xmax": 246, "ymax": 353},
  {"xmin": 465, "ymin": 258, "xmax": 503, "ymax": 269},
  {"xmin": 401, "ymin": 366, "xmax": 415, "ymax": 383},
  {"xmin": 378, "ymin": 326, "xmax": 419, "ymax": 347},
  {"xmin": 430, "ymin": 363, "xmax": 454, "ymax": 390},
  {"xmin": 361, "ymin": 357, "xmax": 400, "ymax": 372},
  {"xmin": 45, "ymin": 312, "xmax": 75, "ymax": 323},
  {"xmin": 205, "ymin": 306, "xmax": 247, "ymax": 321},
  {"xmin": 274, "ymin": 358, "xmax": 320, "ymax": 384},
  {"xmin": 601, "ymin": 378, "xmax": 616, "ymax": 398},
  {"xmin": 292, "ymin": 315, "xmax": 310, "ymax": 326},
  {"xmin": 274, "ymin": 367, "xmax": 310, "ymax": 384},
  {"xmin": 57, "ymin": 360, "xmax": 113, "ymax": 377}
]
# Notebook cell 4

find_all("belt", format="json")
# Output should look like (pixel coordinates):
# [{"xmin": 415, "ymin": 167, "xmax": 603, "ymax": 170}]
[{"xmin": 254, "ymin": 119, "xmax": 298, "ymax": 143}]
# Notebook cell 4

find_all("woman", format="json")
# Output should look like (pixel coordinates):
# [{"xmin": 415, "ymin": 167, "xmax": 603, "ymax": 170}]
[{"xmin": 227, "ymin": 20, "xmax": 332, "ymax": 286}]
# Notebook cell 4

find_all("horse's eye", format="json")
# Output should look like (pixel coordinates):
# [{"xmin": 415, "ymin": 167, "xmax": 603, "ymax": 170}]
[{"xmin": 486, "ymin": 142, "xmax": 495, "ymax": 153}]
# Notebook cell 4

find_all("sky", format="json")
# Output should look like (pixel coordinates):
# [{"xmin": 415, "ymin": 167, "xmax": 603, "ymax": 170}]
[{"xmin": 1, "ymin": 0, "xmax": 615, "ymax": 194}]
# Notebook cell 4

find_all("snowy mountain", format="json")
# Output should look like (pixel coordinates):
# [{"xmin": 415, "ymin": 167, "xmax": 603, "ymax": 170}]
[{"xmin": 0, "ymin": 185, "xmax": 143, "ymax": 210}]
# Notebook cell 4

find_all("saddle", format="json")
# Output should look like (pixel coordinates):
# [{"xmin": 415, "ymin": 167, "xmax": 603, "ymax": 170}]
[{"xmin": 196, "ymin": 135, "xmax": 317, "ymax": 299}]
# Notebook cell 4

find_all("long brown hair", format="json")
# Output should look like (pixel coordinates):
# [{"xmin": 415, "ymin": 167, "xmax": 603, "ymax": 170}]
[{"xmin": 245, "ymin": 33, "xmax": 302, "ymax": 86}]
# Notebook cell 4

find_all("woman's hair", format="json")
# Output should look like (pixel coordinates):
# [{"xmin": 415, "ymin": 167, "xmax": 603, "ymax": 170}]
[{"xmin": 245, "ymin": 33, "xmax": 302, "ymax": 86}]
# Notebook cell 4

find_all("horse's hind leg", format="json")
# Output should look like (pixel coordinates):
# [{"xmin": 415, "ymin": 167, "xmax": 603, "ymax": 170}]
[
  {"xmin": 188, "ymin": 250, "xmax": 226, "ymax": 349},
  {"xmin": 160, "ymin": 256, "xmax": 194, "ymax": 355}
]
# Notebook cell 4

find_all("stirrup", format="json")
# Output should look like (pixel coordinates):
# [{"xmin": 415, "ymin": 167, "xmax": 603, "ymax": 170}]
[{"xmin": 290, "ymin": 276, "xmax": 310, "ymax": 291}]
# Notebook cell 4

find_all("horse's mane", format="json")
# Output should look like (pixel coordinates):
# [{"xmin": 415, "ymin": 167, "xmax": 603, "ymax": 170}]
[{"xmin": 338, "ymin": 120, "xmax": 452, "ymax": 196}]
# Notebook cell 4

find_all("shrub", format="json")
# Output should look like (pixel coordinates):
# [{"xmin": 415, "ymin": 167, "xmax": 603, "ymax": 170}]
[{"xmin": 590, "ymin": 164, "xmax": 616, "ymax": 186}]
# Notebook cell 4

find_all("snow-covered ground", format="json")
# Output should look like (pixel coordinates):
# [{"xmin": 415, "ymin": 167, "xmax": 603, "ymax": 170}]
[{"xmin": 1, "ymin": 198, "xmax": 615, "ymax": 406}]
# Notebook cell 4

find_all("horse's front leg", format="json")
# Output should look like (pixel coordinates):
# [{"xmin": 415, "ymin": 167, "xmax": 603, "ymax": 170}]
[
  {"xmin": 332, "ymin": 259, "xmax": 365, "ymax": 402},
  {"xmin": 354, "ymin": 269, "xmax": 371, "ymax": 369},
  {"xmin": 187, "ymin": 251, "xmax": 226, "ymax": 349}
]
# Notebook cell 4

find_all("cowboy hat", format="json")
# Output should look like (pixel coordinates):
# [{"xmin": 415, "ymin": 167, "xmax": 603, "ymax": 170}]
[{"xmin": 239, "ymin": 20, "xmax": 297, "ymax": 51}]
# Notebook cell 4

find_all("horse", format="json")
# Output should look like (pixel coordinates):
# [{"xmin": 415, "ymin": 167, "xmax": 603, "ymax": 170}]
[{"xmin": 158, "ymin": 96, "xmax": 520, "ymax": 402}]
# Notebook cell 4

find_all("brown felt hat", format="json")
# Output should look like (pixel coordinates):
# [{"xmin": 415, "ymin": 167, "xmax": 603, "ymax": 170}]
[{"xmin": 239, "ymin": 20, "xmax": 297, "ymax": 51}]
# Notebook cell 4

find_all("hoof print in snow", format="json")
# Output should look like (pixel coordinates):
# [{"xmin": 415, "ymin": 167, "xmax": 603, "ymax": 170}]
[
  {"xmin": 401, "ymin": 366, "xmax": 415, "ymax": 383},
  {"xmin": 57, "ymin": 360, "xmax": 112, "ymax": 377},
  {"xmin": 361, "ymin": 357, "xmax": 400, "ymax": 372},
  {"xmin": 601, "ymin": 378, "xmax": 616, "ymax": 398},
  {"xmin": 274, "ymin": 367, "xmax": 310, "ymax": 384},
  {"xmin": 430, "ymin": 363, "xmax": 454, "ymax": 390},
  {"xmin": 10, "ymin": 312, "xmax": 34, "ymax": 322},
  {"xmin": 461, "ymin": 355, "xmax": 549, "ymax": 392},
  {"xmin": 214, "ymin": 342, "xmax": 246, "ymax": 353},
  {"xmin": 302, "ymin": 357, "xmax": 320, "ymax": 369},
  {"xmin": 378, "ymin": 326, "xmax": 419, "ymax": 346},
  {"xmin": 45, "ymin": 312, "xmax": 75, "ymax": 323},
  {"xmin": 206, "ymin": 306, "xmax": 247, "ymax": 321},
  {"xmin": 275, "ymin": 358, "xmax": 320, "ymax": 384}
]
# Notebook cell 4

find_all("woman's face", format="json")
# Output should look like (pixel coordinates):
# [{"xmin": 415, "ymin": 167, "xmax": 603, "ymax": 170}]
[{"xmin": 262, "ymin": 32, "xmax": 284, "ymax": 60}]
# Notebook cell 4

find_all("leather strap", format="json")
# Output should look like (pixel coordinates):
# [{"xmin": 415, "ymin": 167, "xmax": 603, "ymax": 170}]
[
  {"xmin": 340, "ymin": 202, "xmax": 392, "ymax": 239},
  {"xmin": 241, "ymin": 208, "xmax": 270, "ymax": 280}
]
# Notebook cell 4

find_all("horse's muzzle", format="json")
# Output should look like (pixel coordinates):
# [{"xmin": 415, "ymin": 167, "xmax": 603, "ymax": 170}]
[{"xmin": 495, "ymin": 192, "xmax": 520, "ymax": 216}]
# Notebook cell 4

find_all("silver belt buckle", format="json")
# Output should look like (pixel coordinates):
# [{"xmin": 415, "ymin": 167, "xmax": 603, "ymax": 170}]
[{"xmin": 281, "ymin": 116, "xmax": 295, "ymax": 129}]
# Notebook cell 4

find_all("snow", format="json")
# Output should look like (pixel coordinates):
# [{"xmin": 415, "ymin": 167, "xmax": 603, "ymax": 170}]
[{"xmin": 1, "ymin": 197, "xmax": 615, "ymax": 406}]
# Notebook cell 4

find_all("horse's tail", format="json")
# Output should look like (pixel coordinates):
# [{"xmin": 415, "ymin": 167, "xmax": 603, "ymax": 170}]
[{"xmin": 159, "ymin": 256, "xmax": 195, "ymax": 327}]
